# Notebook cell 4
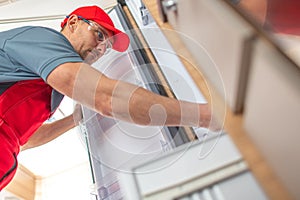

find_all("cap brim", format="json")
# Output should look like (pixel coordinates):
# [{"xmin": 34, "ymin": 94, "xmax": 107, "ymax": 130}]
[{"xmin": 98, "ymin": 22, "xmax": 130, "ymax": 52}]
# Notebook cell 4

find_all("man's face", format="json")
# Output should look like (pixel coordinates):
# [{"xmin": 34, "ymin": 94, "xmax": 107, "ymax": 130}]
[{"xmin": 69, "ymin": 16, "xmax": 114, "ymax": 64}]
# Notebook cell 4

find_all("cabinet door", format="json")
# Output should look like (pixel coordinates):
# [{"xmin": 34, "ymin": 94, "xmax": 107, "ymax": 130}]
[
  {"xmin": 244, "ymin": 38, "xmax": 300, "ymax": 199},
  {"xmin": 163, "ymin": 0, "xmax": 255, "ymax": 112}
]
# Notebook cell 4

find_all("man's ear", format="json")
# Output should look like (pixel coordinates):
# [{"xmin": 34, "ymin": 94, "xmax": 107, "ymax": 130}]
[{"xmin": 66, "ymin": 14, "xmax": 80, "ymax": 32}]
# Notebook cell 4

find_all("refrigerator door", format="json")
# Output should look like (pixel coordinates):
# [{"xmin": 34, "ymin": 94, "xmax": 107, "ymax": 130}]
[
  {"xmin": 176, "ymin": 172, "xmax": 267, "ymax": 200},
  {"xmin": 79, "ymin": 5, "xmax": 181, "ymax": 199},
  {"xmin": 119, "ymin": 134, "xmax": 245, "ymax": 200}
]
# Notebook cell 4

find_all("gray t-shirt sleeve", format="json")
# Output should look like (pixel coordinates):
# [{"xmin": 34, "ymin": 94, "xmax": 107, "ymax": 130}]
[{"xmin": 2, "ymin": 26, "xmax": 83, "ymax": 81}]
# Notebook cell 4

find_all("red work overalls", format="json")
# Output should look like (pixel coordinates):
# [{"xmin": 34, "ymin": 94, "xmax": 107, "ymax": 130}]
[{"xmin": 0, "ymin": 79, "xmax": 54, "ymax": 190}]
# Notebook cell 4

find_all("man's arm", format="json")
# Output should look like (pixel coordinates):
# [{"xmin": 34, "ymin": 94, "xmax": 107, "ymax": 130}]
[
  {"xmin": 47, "ymin": 62, "xmax": 219, "ymax": 129},
  {"xmin": 21, "ymin": 114, "xmax": 75, "ymax": 151},
  {"xmin": 21, "ymin": 105, "xmax": 82, "ymax": 151}
]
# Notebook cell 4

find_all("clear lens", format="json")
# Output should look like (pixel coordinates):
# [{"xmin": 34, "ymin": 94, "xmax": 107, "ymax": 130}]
[
  {"xmin": 103, "ymin": 40, "xmax": 112, "ymax": 55},
  {"xmin": 79, "ymin": 16, "xmax": 113, "ymax": 54}
]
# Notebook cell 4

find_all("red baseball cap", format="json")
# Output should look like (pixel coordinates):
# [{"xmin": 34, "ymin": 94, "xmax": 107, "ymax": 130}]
[{"xmin": 61, "ymin": 5, "xmax": 130, "ymax": 52}]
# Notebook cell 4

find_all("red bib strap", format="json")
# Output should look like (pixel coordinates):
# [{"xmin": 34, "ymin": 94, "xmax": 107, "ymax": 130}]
[{"xmin": 0, "ymin": 79, "xmax": 53, "ymax": 145}]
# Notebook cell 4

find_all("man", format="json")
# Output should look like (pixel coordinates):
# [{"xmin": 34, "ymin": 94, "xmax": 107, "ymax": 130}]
[{"xmin": 0, "ymin": 5, "xmax": 218, "ymax": 190}]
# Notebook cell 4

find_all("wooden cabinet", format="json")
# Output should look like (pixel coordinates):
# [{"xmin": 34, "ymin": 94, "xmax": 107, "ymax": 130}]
[{"xmin": 244, "ymin": 37, "xmax": 300, "ymax": 198}]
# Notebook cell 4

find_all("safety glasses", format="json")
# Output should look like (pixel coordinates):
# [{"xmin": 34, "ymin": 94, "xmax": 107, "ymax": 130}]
[{"xmin": 76, "ymin": 16, "xmax": 113, "ymax": 52}]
